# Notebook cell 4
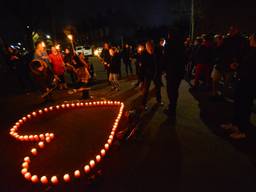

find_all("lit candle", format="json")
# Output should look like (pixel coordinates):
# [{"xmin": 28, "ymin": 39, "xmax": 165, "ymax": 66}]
[
  {"xmin": 45, "ymin": 137, "xmax": 51, "ymax": 143},
  {"xmin": 27, "ymin": 114, "xmax": 31, "ymax": 119},
  {"xmin": 31, "ymin": 175, "xmax": 39, "ymax": 183},
  {"xmin": 31, "ymin": 148, "xmax": 37, "ymax": 156},
  {"xmin": 41, "ymin": 176, "xmax": 48, "ymax": 184},
  {"xmin": 24, "ymin": 156, "xmax": 30, "ymax": 163},
  {"xmin": 56, "ymin": 105, "xmax": 60, "ymax": 109},
  {"xmin": 19, "ymin": 136, "xmax": 24, "ymax": 141},
  {"xmin": 39, "ymin": 134, "xmax": 45, "ymax": 140},
  {"xmin": 107, "ymin": 139, "xmax": 112, "ymax": 145},
  {"xmin": 96, "ymin": 155, "xmax": 101, "ymax": 162},
  {"xmin": 84, "ymin": 165, "xmax": 90, "ymax": 173},
  {"xmin": 89, "ymin": 160, "xmax": 95, "ymax": 168},
  {"xmin": 38, "ymin": 110, "xmax": 43, "ymax": 114},
  {"xmin": 51, "ymin": 176, "xmax": 58, "ymax": 185},
  {"xmin": 24, "ymin": 135, "xmax": 29, "ymax": 141},
  {"xmin": 101, "ymin": 149, "xmax": 106, "ymax": 156},
  {"xmin": 21, "ymin": 168, "xmax": 27, "ymax": 175},
  {"xmin": 29, "ymin": 135, "xmax": 34, "ymax": 141},
  {"xmin": 49, "ymin": 133, "xmax": 54, "ymax": 139},
  {"xmin": 74, "ymin": 170, "xmax": 81, "ymax": 178},
  {"xmin": 44, "ymin": 108, "xmax": 48, "ymax": 112},
  {"xmin": 34, "ymin": 135, "xmax": 39, "ymax": 141},
  {"xmin": 38, "ymin": 141, "xmax": 44, "ymax": 148},
  {"xmin": 63, "ymin": 174, "xmax": 71, "ymax": 182},
  {"xmin": 45, "ymin": 133, "xmax": 50, "ymax": 137},
  {"xmin": 104, "ymin": 144, "xmax": 109, "ymax": 150},
  {"xmin": 66, "ymin": 104, "xmax": 70, "ymax": 108},
  {"xmin": 32, "ymin": 112, "xmax": 37, "ymax": 116},
  {"xmin": 22, "ymin": 162, "xmax": 29, "ymax": 168},
  {"xmin": 49, "ymin": 106, "xmax": 53, "ymax": 111},
  {"xmin": 24, "ymin": 172, "xmax": 31, "ymax": 180}
]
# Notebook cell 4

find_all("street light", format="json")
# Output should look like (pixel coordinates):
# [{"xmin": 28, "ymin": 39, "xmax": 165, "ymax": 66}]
[{"xmin": 46, "ymin": 35, "xmax": 51, "ymax": 39}]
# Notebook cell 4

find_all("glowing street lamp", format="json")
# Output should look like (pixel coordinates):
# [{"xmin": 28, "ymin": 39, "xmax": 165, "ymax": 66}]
[{"xmin": 46, "ymin": 35, "xmax": 51, "ymax": 39}]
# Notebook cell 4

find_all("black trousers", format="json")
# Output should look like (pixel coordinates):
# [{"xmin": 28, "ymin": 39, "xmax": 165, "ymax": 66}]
[
  {"xmin": 124, "ymin": 59, "xmax": 133, "ymax": 75},
  {"xmin": 166, "ymin": 75, "xmax": 182, "ymax": 114},
  {"xmin": 233, "ymin": 80, "xmax": 255, "ymax": 132},
  {"xmin": 142, "ymin": 77, "xmax": 162, "ymax": 106}
]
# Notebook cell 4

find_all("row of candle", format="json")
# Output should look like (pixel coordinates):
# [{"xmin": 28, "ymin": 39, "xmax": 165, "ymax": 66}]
[{"xmin": 9, "ymin": 100, "xmax": 124, "ymax": 185}]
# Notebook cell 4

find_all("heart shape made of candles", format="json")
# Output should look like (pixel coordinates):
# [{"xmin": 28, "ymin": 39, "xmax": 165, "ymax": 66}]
[{"xmin": 9, "ymin": 100, "xmax": 124, "ymax": 185}]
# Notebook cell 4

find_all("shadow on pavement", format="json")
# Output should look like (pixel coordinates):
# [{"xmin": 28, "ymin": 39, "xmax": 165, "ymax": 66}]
[{"xmin": 189, "ymin": 89, "xmax": 256, "ymax": 166}]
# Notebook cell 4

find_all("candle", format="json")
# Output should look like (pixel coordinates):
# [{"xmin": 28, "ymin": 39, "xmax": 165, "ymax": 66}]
[
  {"xmin": 31, "ymin": 175, "xmax": 39, "ymax": 183},
  {"xmin": 63, "ymin": 174, "xmax": 71, "ymax": 182},
  {"xmin": 74, "ymin": 170, "xmax": 80, "ymax": 178},
  {"xmin": 49, "ymin": 133, "xmax": 54, "ymax": 139},
  {"xmin": 84, "ymin": 165, "xmax": 90, "ymax": 173},
  {"xmin": 89, "ymin": 160, "xmax": 95, "ymax": 168},
  {"xmin": 38, "ymin": 141, "xmax": 44, "ymax": 148},
  {"xmin": 39, "ymin": 134, "xmax": 45, "ymax": 140},
  {"xmin": 96, "ymin": 155, "xmax": 101, "ymax": 162},
  {"xmin": 21, "ymin": 168, "xmax": 28, "ymax": 175},
  {"xmin": 34, "ymin": 135, "xmax": 39, "ymax": 141},
  {"xmin": 101, "ymin": 149, "xmax": 106, "ymax": 157},
  {"xmin": 40, "ymin": 176, "xmax": 48, "ymax": 184},
  {"xmin": 24, "ymin": 135, "xmax": 29, "ymax": 141},
  {"xmin": 29, "ymin": 135, "xmax": 34, "ymax": 141},
  {"xmin": 45, "ymin": 137, "xmax": 51, "ymax": 143},
  {"xmin": 104, "ymin": 144, "xmax": 109, "ymax": 150},
  {"xmin": 22, "ymin": 162, "xmax": 29, "ymax": 168},
  {"xmin": 31, "ymin": 148, "xmax": 37, "ymax": 156},
  {"xmin": 107, "ymin": 139, "xmax": 112, "ymax": 145},
  {"xmin": 24, "ymin": 172, "xmax": 31, "ymax": 180},
  {"xmin": 24, "ymin": 156, "xmax": 30, "ymax": 163},
  {"xmin": 51, "ymin": 176, "xmax": 58, "ymax": 185}
]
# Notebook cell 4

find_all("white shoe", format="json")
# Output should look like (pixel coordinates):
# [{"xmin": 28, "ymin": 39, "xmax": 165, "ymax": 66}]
[{"xmin": 230, "ymin": 131, "xmax": 246, "ymax": 140}]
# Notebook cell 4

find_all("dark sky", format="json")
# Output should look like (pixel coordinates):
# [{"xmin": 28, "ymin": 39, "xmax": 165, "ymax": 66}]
[{"xmin": 1, "ymin": 0, "xmax": 256, "ymax": 43}]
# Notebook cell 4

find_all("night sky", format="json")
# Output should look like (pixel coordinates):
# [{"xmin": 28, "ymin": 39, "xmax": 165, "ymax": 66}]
[{"xmin": 1, "ymin": 0, "xmax": 256, "ymax": 43}]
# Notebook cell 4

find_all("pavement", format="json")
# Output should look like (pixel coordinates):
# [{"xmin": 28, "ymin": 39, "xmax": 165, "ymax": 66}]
[{"xmin": 0, "ymin": 57, "xmax": 256, "ymax": 192}]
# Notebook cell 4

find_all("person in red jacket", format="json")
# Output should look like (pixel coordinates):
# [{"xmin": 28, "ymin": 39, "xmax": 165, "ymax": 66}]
[{"xmin": 49, "ymin": 46, "xmax": 67, "ymax": 89}]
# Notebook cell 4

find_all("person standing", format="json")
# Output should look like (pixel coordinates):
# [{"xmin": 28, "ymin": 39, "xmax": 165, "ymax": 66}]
[
  {"xmin": 193, "ymin": 35, "xmax": 213, "ymax": 89},
  {"xmin": 109, "ymin": 47, "xmax": 120, "ymax": 91},
  {"xmin": 141, "ymin": 40, "xmax": 162, "ymax": 110},
  {"xmin": 100, "ymin": 43, "xmax": 111, "ymax": 79},
  {"xmin": 221, "ymin": 34, "xmax": 256, "ymax": 139},
  {"xmin": 122, "ymin": 44, "xmax": 133, "ymax": 76},
  {"xmin": 49, "ymin": 46, "xmax": 67, "ymax": 90},
  {"xmin": 164, "ymin": 31, "xmax": 186, "ymax": 117}
]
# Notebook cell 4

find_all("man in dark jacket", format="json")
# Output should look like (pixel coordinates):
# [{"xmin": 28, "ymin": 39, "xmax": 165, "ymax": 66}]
[
  {"xmin": 122, "ymin": 44, "xmax": 133, "ymax": 76},
  {"xmin": 222, "ymin": 34, "xmax": 256, "ymax": 140},
  {"xmin": 164, "ymin": 31, "xmax": 186, "ymax": 117},
  {"xmin": 141, "ymin": 40, "xmax": 162, "ymax": 110},
  {"xmin": 100, "ymin": 43, "xmax": 111, "ymax": 79}
]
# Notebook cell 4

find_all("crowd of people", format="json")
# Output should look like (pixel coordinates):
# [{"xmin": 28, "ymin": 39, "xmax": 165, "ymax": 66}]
[{"xmin": 2, "ymin": 25, "xmax": 256, "ymax": 140}]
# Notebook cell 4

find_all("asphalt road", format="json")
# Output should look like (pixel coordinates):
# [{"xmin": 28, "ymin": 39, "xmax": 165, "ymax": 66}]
[{"xmin": 0, "ymin": 57, "xmax": 256, "ymax": 192}]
